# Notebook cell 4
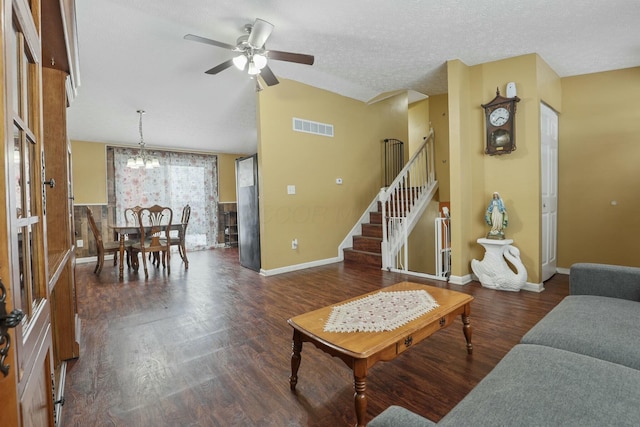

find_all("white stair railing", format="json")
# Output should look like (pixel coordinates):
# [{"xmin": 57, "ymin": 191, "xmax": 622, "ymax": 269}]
[{"xmin": 379, "ymin": 128, "xmax": 437, "ymax": 271}]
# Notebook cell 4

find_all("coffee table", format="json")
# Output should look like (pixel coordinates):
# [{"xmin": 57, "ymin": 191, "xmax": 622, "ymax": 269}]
[{"xmin": 288, "ymin": 281, "xmax": 473, "ymax": 427}]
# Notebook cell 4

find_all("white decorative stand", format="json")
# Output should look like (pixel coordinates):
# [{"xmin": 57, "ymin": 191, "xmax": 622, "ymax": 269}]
[{"xmin": 471, "ymin": 238, "xmax": 527, "ymax": 292}]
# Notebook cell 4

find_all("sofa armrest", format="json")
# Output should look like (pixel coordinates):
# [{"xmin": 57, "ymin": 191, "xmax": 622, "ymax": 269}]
[
  {"xmin": 570, "ymin": 263, "xmax": 640, "ymax": 301},
  {"xmin": 368, "ymin": 406, "xmax": 436, "ymax": 427}
]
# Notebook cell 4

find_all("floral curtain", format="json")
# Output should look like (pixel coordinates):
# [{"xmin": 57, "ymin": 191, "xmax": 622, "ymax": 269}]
[{"xmin": 113, "ymin": 147, "xmax": 218, "ymax": 250}]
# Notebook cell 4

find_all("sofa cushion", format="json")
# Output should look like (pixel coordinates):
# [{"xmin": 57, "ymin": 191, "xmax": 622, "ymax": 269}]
[
  {"xmin": 368, "ymin": 405, "xmax": 436, "ymax": 427},
  {"xmin": 521, "ymin": 295, "xmax": 640, "ymax": 370},
  {"xmin": 438, "ymin": 344, "xmax": 640, "ymax": 427}
]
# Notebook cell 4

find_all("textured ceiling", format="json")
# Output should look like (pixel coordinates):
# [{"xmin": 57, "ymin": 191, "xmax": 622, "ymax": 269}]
[{"xmin": 67, "ymin": 0, "xmax": 640, "ymax": 154}]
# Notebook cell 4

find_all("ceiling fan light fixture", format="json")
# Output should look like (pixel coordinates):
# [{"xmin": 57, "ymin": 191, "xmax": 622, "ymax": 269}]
[
  {"xmin": 253, "ymin": 53, "xmax": 267, "ymax": 70},
  {"xmin": 247, "ymin": 61, "xmax": 260, "ymax": 75},
  {"xmin": 233, "ymin": 54, "xmax": 248, "ymax": 70}
]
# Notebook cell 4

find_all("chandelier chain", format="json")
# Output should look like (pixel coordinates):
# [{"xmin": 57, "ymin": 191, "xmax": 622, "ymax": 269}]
[{"xmin": 138, "ymin": 109, "xmax": 145, "ymax": 148}]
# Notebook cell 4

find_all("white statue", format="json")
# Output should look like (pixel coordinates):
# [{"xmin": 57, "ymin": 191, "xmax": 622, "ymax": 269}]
[
  {"xmin": 485, "ymin": 192, "xmax": 508, "ymax": 239},
  {"xmin": 471, "ymin": 240, "xmax": 527, "ymax": 291}
]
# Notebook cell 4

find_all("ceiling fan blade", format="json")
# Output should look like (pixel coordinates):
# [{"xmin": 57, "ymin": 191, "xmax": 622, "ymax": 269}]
[
  {"xmin": 267, "ymin": 50, "xmax": 315, "ymax": 65},
  {"xmin": 247, "ymin": 18, "xmax": 274, "ymax": 48},
  {"xmin": 205, "ymin": 59, "xmax": 235, "ymax": 75},
  {"xmin": 260, "ymin": 65, "xmax": 279, "ymax": 86},
  {"xmin": 184, "ymin": 34, "xmax": 236, "ymax": 51}
]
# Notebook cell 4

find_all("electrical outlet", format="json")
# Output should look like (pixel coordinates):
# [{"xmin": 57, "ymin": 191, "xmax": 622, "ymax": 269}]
[
  {"xmin": 77, "ymin": 239, "xmax": 84, "ymax": 248},
  {"xmin": 291, "ymin": 238, "xmax": 298, "ymax": 249},
  {"xmin": 336, "ymin": 178, "xmax": 343, "ymax": 185}
]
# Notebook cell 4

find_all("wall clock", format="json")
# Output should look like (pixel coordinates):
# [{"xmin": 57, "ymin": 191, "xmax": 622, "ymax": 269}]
[{"xmin": 481, "ymin": 88, "xmax": 520, "ymax": 155}]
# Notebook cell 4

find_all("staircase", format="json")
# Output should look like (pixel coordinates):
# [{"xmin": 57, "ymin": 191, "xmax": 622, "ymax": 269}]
[
  {"xmin": 343, "ymin": 205, "xmax": 384, "ymax": 267},
  {"xmin": 342, "ymin": 129, "xmax": 437, "ymax": 270}
]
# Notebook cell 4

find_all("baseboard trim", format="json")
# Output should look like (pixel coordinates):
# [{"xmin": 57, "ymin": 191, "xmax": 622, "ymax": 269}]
[
  {"xmin": 522, "ymin": 282, "xmax": 545, "ymax": 292},
  {"xmin": 260, "ymin": 257, "xmax": 341, "ymax": 276},
  {"xmin": 448, "ymin": 274, "xmax": 473, "ymax": 285}
]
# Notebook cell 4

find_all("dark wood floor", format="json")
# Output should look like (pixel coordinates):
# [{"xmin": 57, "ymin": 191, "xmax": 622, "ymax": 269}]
[{"xmin": 61, "ymin": 248, "xmax": 569, "ymax": 427}]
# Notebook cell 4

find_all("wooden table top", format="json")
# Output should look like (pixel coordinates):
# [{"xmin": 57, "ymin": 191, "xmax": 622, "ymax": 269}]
[{"xmin": 288, "ymin": 282, "xmax": 473, "ymax": 359}]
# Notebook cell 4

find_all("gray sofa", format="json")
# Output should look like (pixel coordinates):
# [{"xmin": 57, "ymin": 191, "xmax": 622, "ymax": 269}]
[{"xmin": 369, "ymin": 263, "xmax": 640, "ymax": 427}]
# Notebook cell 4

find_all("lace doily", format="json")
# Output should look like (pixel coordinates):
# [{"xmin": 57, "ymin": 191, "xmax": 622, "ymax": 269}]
[{"xmin": 323, "ymin": 290, "xmax": 439, "ymax": 333}]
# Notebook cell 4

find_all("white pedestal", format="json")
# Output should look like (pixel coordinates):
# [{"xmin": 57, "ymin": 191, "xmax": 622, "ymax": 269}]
[{"xmin": 471, "ymin": 238, "xmax": 527, "ymax": 292}]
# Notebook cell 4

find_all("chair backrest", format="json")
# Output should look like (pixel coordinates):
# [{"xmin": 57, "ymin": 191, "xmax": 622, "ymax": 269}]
[
  {"xmin": 124, "ymin": 205, "xmax": 142, "ymax": 225},
  {"xmin": 86, "ymin": 206, "xmax": 104, "ymax": 250},
  {"xmin": 180, "ymin": 204, "xmax": 191, "ymax": 237},
  {"xmin": 137, "ymin": 205, "xmax": 173, "ymax": 248}
]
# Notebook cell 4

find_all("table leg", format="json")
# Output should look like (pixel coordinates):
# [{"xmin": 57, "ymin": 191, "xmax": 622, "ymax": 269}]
[
  {"xmin": 462, "ymin": 304, "xmax": 473, "ymax": 354},
  {"xmin": 118, "ymin": 233, "xmax": 125, "ymax": 280},
  {"xmin": 353, "ymin": 359, "xmax": 368, "ymax": 427},
  {"xmin": 289, "ymin": 330, "xmax": 302, "ymax": 391}
]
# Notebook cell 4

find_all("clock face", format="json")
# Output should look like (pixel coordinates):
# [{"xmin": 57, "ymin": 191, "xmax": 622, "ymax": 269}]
[{"xmin": 489, "ymin": 107, "xmax": 510, "ymax": 126}]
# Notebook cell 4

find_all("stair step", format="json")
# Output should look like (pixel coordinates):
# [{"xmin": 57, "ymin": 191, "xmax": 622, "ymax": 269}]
[
  {"xmin": 353, "ymin": 235, "xmax": 382, "ymax": 253},
  {"xmin": 362, "ymin": 223, "xmax": 382, "ymax": 238},
  {"xmin": 369, "ymin": 211, "xmax": 382, "ymax": 224},
  {"xmin": 343, "ymin": 248, "xmax": 382, "ymax": 267}
]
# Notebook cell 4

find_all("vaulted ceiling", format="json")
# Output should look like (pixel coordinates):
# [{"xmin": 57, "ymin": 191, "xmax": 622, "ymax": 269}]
[{"xmin": 66, "ymin": 0, "xmax": 640, "ymax": 154}]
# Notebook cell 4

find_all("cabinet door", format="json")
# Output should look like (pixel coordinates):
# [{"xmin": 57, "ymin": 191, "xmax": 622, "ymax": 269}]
[{"xmin": 0, "ymin": 1, "xmax": 55, "ymax": 425}]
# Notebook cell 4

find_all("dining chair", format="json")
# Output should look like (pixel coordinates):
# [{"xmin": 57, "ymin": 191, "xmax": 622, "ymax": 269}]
[
  {"xmin": 162, "ymin": 204, "xmax": 191, "ymax": 269},
  {"xmin": 131, "ymin": 205, "xmax": 173, "ymax": 278},
  {"xmin": 123, "ymin": 205, "xmax": 142, "ymax": 268},
  {"xmin": 86, "ymin": 206, "xmax": 120, "ymax": 275}
]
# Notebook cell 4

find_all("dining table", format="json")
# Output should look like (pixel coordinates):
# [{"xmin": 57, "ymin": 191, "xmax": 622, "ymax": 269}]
[{"xmin": 109, "ymin": 222, "xmax": 186, "ymax": 279}]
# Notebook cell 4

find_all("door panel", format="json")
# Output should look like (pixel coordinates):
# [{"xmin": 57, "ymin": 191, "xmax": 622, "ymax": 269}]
[
  {"xmin": 236, "ymin": 154, "xmax": 261, "ymax": 271},
  {"xmin": 1, "ymin": 0, "xmax": 56, "ymax": 425},
  {"xmin": 541, "ymin": 103, "xmax": 558, "ymax": 282}
]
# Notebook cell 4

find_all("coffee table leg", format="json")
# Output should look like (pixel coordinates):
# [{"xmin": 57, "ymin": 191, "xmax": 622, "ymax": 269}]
[
  {"xmin": 289, "ymin": 330, "xmax": 302, "ymax": 391},
  {"xmin": 353, "ymin": 359, "xmax": 368, "ymax": 427},
  {"xmin": 462, "ymin": 304, "xmax": 473, "ymax": 354}
]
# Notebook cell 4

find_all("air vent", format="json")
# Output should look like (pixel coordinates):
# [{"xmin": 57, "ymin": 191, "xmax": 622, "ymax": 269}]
[{"xmin": 293, "ymin": 117, "xmax": 334, "ymax": 137}]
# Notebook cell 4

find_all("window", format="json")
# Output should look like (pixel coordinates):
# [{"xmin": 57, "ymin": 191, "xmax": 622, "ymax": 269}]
[{"xmin": 112, "ymin": 148, "xmax": 219, "ymax": 250}]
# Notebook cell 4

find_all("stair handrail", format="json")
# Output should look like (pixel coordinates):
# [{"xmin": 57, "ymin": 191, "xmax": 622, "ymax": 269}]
[{"xmin": 379, "ymin": 128, "xmax": 436, "ymax": 269}]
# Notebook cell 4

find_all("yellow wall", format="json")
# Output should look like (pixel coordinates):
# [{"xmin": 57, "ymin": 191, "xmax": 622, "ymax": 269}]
[
  {"xmin": 407, "ymin": 199, "xmax": 439, "ymax": 273},
  {"xmin": 408, "ymin": 99, "xmax": 430, "ymax": 156},
  {"xmin": 217, "ymin": 153, "xmax": 241, "ymax": 202},
  {"xmin": 257, "ymin": 79, "xmax": 408, "ymax": 270},
  {"xmin": 429, "ymin": 94, "xmax": 450, "ymax": 201},
  {"xmin": 71, "ymin": 140, "xmax": 107, "ymax": 204},
  {"xmin": 406, "ymin": 99, "xmax": 434, "ymax": 274},
  {"xmin": 70, "ymin": 140, "xmax": 244, "ymax": 204},
  {"xmin": 447, "ymin": 54, "xmax": 561, "ymax": 284},
  {"xmin": 447, "ymin": 59, "xmax": 477, "ymax": 281},
  {"xmin": 558, "ymin": 67, "xmax": 640, "ymax": 267}
]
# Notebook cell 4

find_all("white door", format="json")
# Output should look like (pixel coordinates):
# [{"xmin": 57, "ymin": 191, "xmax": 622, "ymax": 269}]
[{"xmin": 541, "ymin": 103, "xmax": 558, "ymax": 282}]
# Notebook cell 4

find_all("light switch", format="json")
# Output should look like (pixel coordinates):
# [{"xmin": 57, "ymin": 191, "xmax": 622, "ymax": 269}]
[{"xmin": 287, "ymin": 185, "xmax": 296, "ymax": 195}]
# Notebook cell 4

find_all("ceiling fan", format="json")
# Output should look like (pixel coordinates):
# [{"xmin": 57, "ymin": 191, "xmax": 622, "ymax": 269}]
[{"xmin": 184, "ymin": 18, "xmax": 314, "ymax": 87}]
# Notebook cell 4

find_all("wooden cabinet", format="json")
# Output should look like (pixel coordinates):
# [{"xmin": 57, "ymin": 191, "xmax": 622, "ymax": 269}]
[
  {"xmin": 0, "ymin": 1, "xmax": 78, "ymax": 425},
  {"xmin": 224, "ymin": 211, "xmax": 238, "ymax": 247},
  {"xmin": 43, "ymin": 66, "xmax": 80, "ymax": 423}
]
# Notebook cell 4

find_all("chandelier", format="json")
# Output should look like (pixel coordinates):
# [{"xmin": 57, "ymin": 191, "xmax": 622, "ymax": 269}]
[{"xmin": 127, "ymin": 110, "xmax": 160, "ymax": 169}]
